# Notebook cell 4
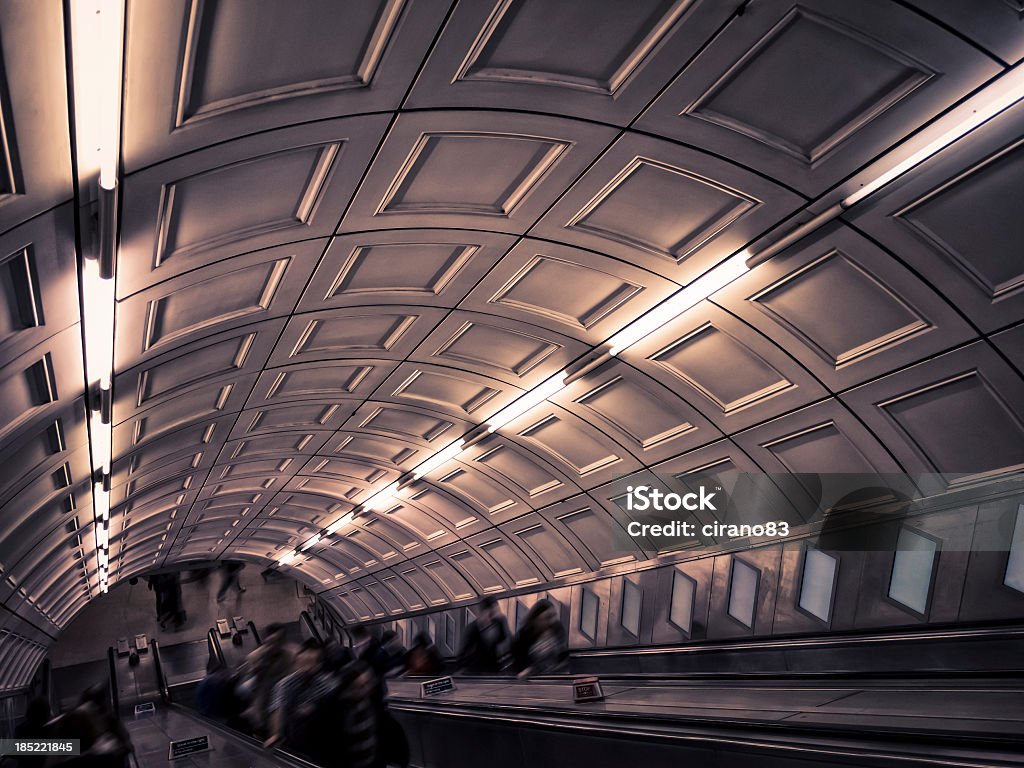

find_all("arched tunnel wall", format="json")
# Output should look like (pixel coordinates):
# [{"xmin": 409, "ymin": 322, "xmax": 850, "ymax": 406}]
[{"xmin": 0, "ymin": 0, "xmax": 1022, "ymax": 699}]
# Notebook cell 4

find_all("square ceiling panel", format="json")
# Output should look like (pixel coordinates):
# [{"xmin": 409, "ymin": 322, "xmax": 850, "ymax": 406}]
[
  {"xmin": 247, "ymin": 360, "xmax": 396, "ymax": 407},
  {"xmin": 460, "ymin": 238, "xmax": 678, "ymax": 343},
  {"xmin": 405, "ymin": 0, "xmax": 738, "ymax": 124},
  {"xmin": 413, "ymin": 310, "xmax": 589, "ymax": 387},
  {"xmin": 842, "ymin": 343, "xmax": 1024, "ymax": 487},
  {"xmin": 637, "ymin": 0, "xmax": 1000, "ymax": 195},
  {"xmin": 627, "ymin": 303, "xmax": 827, "ymax": 433},
  {"xmin": 340, "ymin": 111, "xmax": 616, "ymax": 234},
  {"xmin": 120, "ymin": 116, "xmax": 388, "ymax": 294},
  {"xmin": 846, "ymin": 99, "xmax": 1024, "ymax": 333},
  {"xmin": 270, "ymin": 306, "xmax": 446, "ymax": 366},
  {"xmin": 123, "ymin": 0, "xmax": 451, "ymax": 169},
  {"xmin": 714, "ymin": 222, "xmax": 975, "ymax": 390},
  {"xmin": 299, "ymin": 229, "xmax": 514, "ymax": 311},
  {"xmin": 530, "ymin": 132, "xmax": 804, "ymax": 282},
  {"xmin": 0, "ymin": 3, "xmax": 72, "ymax": 233},
  {"xmin": 0, "ymin": 208, "xmax": 78, "ymax": 371}
]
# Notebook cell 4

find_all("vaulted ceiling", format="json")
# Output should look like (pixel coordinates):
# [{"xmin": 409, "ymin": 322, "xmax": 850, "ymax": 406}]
[{"xmin": 0, "ymin": 0, "xmax": 1022, "ymax": 649}]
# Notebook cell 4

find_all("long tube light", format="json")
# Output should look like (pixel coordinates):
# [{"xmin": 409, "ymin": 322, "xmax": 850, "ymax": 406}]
[
  {"xmin": 843, "ymin": 61, "xmax": 1024, "ymax": 208},
  {"xmin": 70, "ymin": 0, "xmax": 125, "ymax": 190},
  {"xmin": 607, "ymin": 251, "xmax": 750, "ymax": 356},
  {"xmin": 485, "ymin": 374, "xmax": 567, "ymax": 432},
  {"xmin": 72, "ymin": 0, "xmax": 125, "ymax": 596},
  {"xmin": 410, "ymin": 442, "xmax": 465, "ymax": 479}
]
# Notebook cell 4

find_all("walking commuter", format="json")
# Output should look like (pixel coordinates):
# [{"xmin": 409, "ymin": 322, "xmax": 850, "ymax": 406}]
[
  {"xmin": 513, "ymin": 599, "xmax": 569, "ymax": 676},
  {"xmin": 405, "ymin": 632, "xmax": 442, "ymax": 676},
  {"xmin": 457, "ymin": 595, "xmax": 510, "ymax": 674},
  {"xmin": 216, "ymin": 561, "xmax": 246, "ymax": 602},
  {"xmin": 264, "ymin": 640, "xmax": 335, "ymax": 753}
]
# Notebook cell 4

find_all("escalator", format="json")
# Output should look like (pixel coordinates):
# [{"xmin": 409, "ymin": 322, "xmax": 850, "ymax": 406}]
[{"xmin": 120, "ymin": 626, "xmax": 320, "ymax": 768}]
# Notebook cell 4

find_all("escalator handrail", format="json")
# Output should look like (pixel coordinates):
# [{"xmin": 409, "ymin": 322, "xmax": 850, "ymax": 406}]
[
  {"xmin": 150, "ymin": 639, "xmax": 170, "ymax": 703},
  {"xmin": 106, "ymin": 647, "xmax": 119, "ymax": 715},
  {"xmin": 247, "ymin": 620, "xmax": 262, "ymax": 646},
  {"xmin": 299, "ymin": 610, "xmax": 323, "ymax": 645},
  {"xmin": 207, "ymin": 628, "xmax": 226, "ymax": 668}
]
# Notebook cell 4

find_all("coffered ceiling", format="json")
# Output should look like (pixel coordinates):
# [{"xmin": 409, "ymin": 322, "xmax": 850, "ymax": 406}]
[{"xmin": 0, "ymin": 0, "xmax": 1021, "ymax": 648}]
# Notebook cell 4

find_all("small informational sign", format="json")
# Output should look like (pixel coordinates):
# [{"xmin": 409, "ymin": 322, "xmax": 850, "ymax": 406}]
[
  {"xmin": 572, "ymin": 676, "xmax": 604, "ymax": 703},
  {"xmin": 232, "ymin": 616, "xmax": 247, "ymax": 633},
  {"xmin": 420, "ymin": 676, "xmax": 456, "ymax": 697},
  {"xmin": 116, "ymin": 638, "xmax": 129, "ymax": 656},
  {"xmin": 216, "ymin": 619, "xmax": 231, "ymax": 637},
  {"xmin": 133, "ymin": 702, "xmax": 156, "ymax": 716},
  {"xmin": 134, "ymin": 634, "xmax": 148, "ymax": 652},
  {"xmin": 168, "ymin": 736, "xmax": 210, "ymax": 760}
]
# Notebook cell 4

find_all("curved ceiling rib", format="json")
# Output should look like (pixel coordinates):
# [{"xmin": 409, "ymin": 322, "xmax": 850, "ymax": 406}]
[{"xmin": 0, "ymin": 0, "xmax": 1022, "ymax": 646}]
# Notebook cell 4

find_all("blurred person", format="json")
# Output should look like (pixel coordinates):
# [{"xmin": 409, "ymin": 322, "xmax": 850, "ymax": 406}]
[
  {"xmin": 216, "ymin": 561, "xmax": 246, "ymax": 602},
  {"xmin": 404, "ymin": 632, "xmax": 442, "ymax": 677},
  {"xmin": 238, "ymin": 622, "xmax": 293, "ymax": 736},
  {"xmin": 264, "ymin": 640, "xmax": 335, "ymax": 753},
  {"xmin": 457, "ymin": 596, "xmax": 510, "ymax": 674},
  {"xmin": 379, "ymin": 629, "xmax": 406, "ymax": 677},
  {"xmin": 196, "ymin": 660, "xmax": 231, "ymax": 720},
  {"xmin": 513, "ymin": 599, "xmax": 568, "ymax": 677},
  {"xmin": 53, "ymin": 684, "xmax": 133, "ymax": 767}
]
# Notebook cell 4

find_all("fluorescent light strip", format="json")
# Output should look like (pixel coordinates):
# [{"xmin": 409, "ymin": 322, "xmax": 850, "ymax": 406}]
[
  {"xmin": 843, "ymin": 62, "xmax": 1024, "ymax": 208},
  {"xmin": 485, "ymin": 373, "xmax": 567, "ymax": 432},
  {"xmin": 410, "ymin": 442, "xmax": 465, "ymax": 479},
  {"xmin": 607, "ymin": 251, "xmax": 750, "ymax": 356},
  {"xmin": 82, "ymin": 258, "xmax": 115, "ymax": 389},
  {"xmin": 70, "ymin": 0, "xmax": 124, "ymax": 189}
]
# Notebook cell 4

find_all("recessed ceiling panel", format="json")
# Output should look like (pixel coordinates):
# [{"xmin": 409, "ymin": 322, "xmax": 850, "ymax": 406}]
[
  {"xmin": 559, "ymin": 360, "xmax": 721, "ymax": 463},
  {"xmin": 406, "ymin": 0, "xmax": 739, "ymax": 123},
  {"xmin": 414, "ymin": 311, "xmax": 589, "ymax": 387},
  {"xmin": 123, "ymin": 0, "xmax": 450, "ymax": 169},
  {"xmin": 847, "ymin": 99, "xmax": 1024, "ymax": 333},
  {"xmin": 715, "ymin": 222, "xmax": 975, "ymax": 390},
  {"xmin": 637, "ymin": 0, "xmax": 1000, "ymax": 194},
  {"xmin": 461, "ymin": 239, "xmax": 678, "ymax": 342},
  {"xmin": 247, "ymin": 360, "xmax": 396, "ymax": 407},
  {"xmin": 341, "ymin": 111, "xmax": 617, "ymax": 234},
  {"xmin": 299, "ymin": 229, "xmax": 514, "ymax": 311},
  {"xmin": 0, "ymin": 208, "xmax": 78, "ymax": 371},
  {"xmin": 120, "ymin": 116, "xmax": 388, "ymax": 293},
  {"xmin": 0, "ymin": 3, "xmax": 72, "ymax": 232},
  {"xmin": 842, "ymin": 343, "xmax": 1024, "ymax": 484},
  {"xmin": 270, "ymin": 306, "xmax": 446, "ymax": 366},
  {"xmin": 627, "ymin": 303, "xmax": 827, "ymax": 433},
  {"xmin": 532, "ymin": 132, "xmax": 804, "ymax": 282}
]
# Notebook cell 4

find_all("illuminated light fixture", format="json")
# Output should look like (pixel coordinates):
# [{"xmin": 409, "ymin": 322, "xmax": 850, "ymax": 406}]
[
  {"xmin": 485, "ymin": 374, "xmax": 567, "ymax": 432},
  {"xmin": 278, "ymin": 551, "xmax": 296, "ymax": 566},
  {"xmin": 82, "ymin": 257, "xmax": 115, "ymax": 391},
  {"xmin": 89, "ymin": 410, "xmax": 112, "ymax": 477},
  {"xmin": 607, "ymin": 252, "xmax": 750, "ymax": 356},
  {"xmin": 359, "ymin": 480, "xmax": 403, "ymax": 514},
  {"xmin": 325, "ymin": 512, "xmax": 356, "ymax": 535},
  {"xmin": 410, "ymin": 442, "xmax": 465, "ymax": 479},
  {"xmin": 300, "ymin": 534, "xmax": 322, "ymax": 552},
  {"xmin": 92, "ymin": 481, "xmax": 110, "ymax": 524},
  {"xmin": 70, "ymin": 0, "xmax": 125, "ymax": 190},
  {"xmin": 842, "ymin": 62, "xmax": 1024, "ymax": 208}
]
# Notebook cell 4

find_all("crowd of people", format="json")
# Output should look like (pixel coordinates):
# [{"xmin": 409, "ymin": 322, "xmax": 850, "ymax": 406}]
[
  {"xmin": 6, "ymin": 595, "xmax": 568, "ymax": 767},
  {"xmin": 195, "ymin": 596, "xmax": 568, "ymax": 765}
]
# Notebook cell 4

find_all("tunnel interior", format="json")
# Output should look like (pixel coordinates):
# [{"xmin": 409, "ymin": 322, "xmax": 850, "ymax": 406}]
[{"xmin": 0, "ymin": 1, "xmax": 1023, "ymax": 766}]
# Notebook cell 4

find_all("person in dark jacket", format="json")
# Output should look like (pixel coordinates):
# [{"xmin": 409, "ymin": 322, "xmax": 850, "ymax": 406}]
[
  {"xmin": 513, "ymin": 599, "xmax": 568, "ymax": 676},
  {"xmin": 457, "ymin": 596, "xmax": 510, "ymax": 674}
]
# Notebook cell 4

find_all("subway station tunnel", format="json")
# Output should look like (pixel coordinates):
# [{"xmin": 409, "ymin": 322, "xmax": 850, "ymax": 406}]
[{"xmin": 1, "ymin": 1, "xmax": 1024, "ymax": 766}]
